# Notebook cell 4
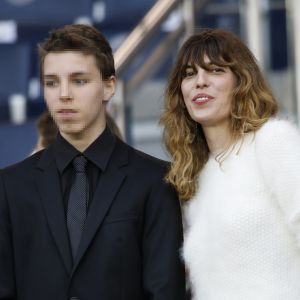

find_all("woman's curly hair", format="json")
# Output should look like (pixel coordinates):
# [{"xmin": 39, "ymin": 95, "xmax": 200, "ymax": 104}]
[{"xmin": 160, "ymin": 28, "xmax": 278, "ymax": 201}]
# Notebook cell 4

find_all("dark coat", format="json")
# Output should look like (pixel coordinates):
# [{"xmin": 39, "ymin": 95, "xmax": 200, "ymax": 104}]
[{"xmin": 0, "ymin": 138, "xmax": 186, "ymax": 300}]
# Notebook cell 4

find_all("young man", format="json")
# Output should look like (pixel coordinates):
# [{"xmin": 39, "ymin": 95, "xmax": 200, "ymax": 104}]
[{"xmin": 0, "ymin": 24, "xmax": 185, "ymax": 299}]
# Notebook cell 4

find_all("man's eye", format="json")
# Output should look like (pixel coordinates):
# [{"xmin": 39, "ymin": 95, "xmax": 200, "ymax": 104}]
[
  {"xmin": 44, "ymin": 80, "xmax": 57, "ymax": 87},
  {"xmin": 73, "ymin": 78, "xmax": 88, "ymax": 85}
]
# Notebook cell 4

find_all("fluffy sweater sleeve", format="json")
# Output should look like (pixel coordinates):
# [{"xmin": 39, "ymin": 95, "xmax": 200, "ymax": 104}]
[{"xmin": 255, "ymin": 118, "xmax": 300, "ymax": 246}]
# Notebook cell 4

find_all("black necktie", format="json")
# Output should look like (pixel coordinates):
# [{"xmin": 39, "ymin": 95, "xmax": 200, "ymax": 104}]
[{"xmin": 67, "ymin": 155, "xmax": 89, "ymax": 260}]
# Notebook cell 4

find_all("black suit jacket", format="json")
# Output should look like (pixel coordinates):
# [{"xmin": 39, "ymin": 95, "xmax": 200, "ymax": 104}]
[{"xmin": 0, "ymin": 137, "xmax": 186, "ymax": 300}]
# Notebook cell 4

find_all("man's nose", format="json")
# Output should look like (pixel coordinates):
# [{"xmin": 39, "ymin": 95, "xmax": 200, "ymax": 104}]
[{"xmin": 59, "ymin": 82, "xmax": 73, "ymax": 101}]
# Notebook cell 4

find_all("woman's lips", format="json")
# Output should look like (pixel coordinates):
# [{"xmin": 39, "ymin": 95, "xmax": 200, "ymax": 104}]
[{"xmin": 192, "ymin": 94, "xmax": 214, "ymax": 105}]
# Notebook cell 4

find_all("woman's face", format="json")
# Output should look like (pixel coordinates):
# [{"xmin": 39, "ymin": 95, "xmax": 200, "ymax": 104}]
[{"xmin": 181, "ymin": 55, "xmax": 237, "ymax": 129}]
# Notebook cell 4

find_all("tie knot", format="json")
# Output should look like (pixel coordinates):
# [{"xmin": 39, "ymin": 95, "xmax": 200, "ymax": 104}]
[{"xmin": 73, "ymin": 155, "xmax": 88, "ymax": 173}]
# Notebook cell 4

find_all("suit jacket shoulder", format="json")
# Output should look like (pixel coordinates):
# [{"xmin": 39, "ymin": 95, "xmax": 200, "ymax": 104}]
[
  {"xmin": 114, "ymin": 138, "xmax": 170, "ymax": 179},
  {"xmin": 1, "ymin": 149, "xmax": 46, "ymax": 178}
]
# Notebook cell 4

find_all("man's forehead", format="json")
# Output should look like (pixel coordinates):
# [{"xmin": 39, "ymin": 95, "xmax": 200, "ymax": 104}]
[
  {"xmin": 44, "ymin": 51, "xmax": 95, "ymax": 62},
  {"xmin": 43, "ymin": 51, "xmax": 99, "ymax": 75}
]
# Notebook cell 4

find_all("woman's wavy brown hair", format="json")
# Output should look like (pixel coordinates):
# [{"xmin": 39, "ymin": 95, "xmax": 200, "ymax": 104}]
[{"xmin": 161, "ymin": 28, "xmax": 278, "ymax": 201}]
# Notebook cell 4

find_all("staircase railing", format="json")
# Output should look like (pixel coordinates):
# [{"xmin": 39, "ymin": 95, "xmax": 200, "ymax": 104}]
[{"xmin": 110, "ymin": 0, "xmax": 209, "ymax": 139}]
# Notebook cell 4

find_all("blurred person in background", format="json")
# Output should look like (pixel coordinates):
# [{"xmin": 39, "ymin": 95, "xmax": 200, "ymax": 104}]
[
  {"xmin": 0, "ymin": 24, "xmax": 185, "ymax": 300},
  {"xmin": 161, "ymin": 28, "xmax": 300, "ymax": 299},
  {"xmin": 31, "ymin": 110, "xmax": 58, "ymax": 154}
]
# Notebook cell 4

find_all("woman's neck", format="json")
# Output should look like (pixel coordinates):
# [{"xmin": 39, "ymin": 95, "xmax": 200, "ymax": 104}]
[{"xmin": 202, "ymin": 122, "xmax": 232, "ymax": 156}]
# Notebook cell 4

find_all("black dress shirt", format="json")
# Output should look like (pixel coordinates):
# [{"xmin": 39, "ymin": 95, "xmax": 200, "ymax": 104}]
[{"xmin": 52, "ymin": 126, "xmax": 116, "ymax": 214}]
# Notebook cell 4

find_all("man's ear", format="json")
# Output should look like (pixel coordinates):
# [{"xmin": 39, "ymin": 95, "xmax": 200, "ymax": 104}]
[{"xmin": 103, "ymin": 76, "xmax": 116, "ymax": 102}]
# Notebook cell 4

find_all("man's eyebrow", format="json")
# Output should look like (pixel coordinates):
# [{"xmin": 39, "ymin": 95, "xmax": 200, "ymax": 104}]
[
  {"xmin": 43, "ymin": 72, "xmax": 91, "ymax": 78},
  {"xmin": 69, "ymin": 72, "xmax": 91, "ymax": 76},
  {"xmin": 43, "ymin": 74, "xmax": 57, "ymax": 78}
]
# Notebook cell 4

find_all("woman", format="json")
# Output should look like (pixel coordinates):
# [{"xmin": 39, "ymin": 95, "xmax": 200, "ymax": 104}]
[{"xmin": 161, "ymin": 28, "xmax": 300, "ymax": 299}]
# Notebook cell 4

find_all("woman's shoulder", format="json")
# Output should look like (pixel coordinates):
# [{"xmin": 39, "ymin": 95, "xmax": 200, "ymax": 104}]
[
  {"xmin": 256, "ymin": 117, "xmax": 300, "ymax": 144},
  {"xmin": 253, "ymin": 117, "xmax": 300, "ymax": 165}
]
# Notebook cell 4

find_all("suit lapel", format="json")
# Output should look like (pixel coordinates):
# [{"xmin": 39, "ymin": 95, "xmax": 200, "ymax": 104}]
[
  {"xmin": 36, "ymin": 147, "xmax": 72, "ymax": 274},
  {"xmin": 72, "ymin": 166, "xmax": 126, "ymax": 271},
  {"xmin": 72, "ymin": 140, "xmax": 129, "ymax": 272}
]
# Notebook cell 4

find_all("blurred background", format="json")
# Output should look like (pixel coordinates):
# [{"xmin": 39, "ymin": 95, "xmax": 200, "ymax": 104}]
[{"xmin": 0, "ymin": 0, "xmax": 298, "ymax": 167}]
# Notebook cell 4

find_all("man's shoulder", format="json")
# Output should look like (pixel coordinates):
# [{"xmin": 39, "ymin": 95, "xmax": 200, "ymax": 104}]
[
  {"xmin": 116, "ymin": 139, "xmax": 170, "ymax": 174},
  {"xmin": 1, "ymin": 149, "xmax": 45, "ymax": 177},
  {"xmin": 131, "ymin": 146, "xmax": 169, "ymax": 168}
]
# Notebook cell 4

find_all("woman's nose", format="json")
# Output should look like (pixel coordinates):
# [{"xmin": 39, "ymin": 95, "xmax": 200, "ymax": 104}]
[{"xmin": 196, "ymin": 70, "xmax": 209, "ymax": 88}]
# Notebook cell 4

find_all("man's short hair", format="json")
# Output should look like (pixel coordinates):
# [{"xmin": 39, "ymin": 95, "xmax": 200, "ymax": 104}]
[{"xmin": 38, "ymin": 24, "xmax": 115, "ymax": 80}]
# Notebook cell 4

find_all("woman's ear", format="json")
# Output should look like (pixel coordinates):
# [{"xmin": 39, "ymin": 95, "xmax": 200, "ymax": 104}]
[{"xmin": 103, "ymin": 76, "xmax": 116, "ymax": 102}]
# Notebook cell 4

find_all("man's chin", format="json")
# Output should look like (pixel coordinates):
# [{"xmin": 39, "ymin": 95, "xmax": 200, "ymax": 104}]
[{"xmin": 59, "ymin": 126, "xmax": 84, "ymax": 138}]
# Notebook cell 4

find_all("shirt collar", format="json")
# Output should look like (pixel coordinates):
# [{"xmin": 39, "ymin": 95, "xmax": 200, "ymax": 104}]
[{"xmin": 53, "ymin": 126, "xmax": 116, "ymax": 174}]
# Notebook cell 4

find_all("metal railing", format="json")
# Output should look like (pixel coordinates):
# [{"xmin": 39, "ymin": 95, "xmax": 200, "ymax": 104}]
[{"xmin": 109, "ymin": 0, "xmax": 209, "ymax": 138}]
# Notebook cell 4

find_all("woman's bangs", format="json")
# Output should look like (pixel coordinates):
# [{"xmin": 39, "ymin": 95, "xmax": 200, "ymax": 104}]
[{"xmin": 183, "ymin": 40, "xmax": 231, "ymax": 69}]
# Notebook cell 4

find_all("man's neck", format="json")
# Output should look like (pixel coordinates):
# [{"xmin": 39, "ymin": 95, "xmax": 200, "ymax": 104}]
[{"xmin": 61, "ymin": 125, "xmax": 106, "ymax": 152}]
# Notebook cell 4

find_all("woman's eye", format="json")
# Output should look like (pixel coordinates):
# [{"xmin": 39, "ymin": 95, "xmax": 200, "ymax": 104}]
[
  {"xmin": 211, "ymin": 67, "xmax": 225, "ymax": 73},
  {"xmin": 183, "ymin": 69, "xmax": 195, "ymax": 78}
]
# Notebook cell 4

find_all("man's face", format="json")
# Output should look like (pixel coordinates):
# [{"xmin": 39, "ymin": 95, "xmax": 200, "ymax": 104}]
[{"xmin": 43, "ymin": 51, "xmax": 115, "ymax": 144}]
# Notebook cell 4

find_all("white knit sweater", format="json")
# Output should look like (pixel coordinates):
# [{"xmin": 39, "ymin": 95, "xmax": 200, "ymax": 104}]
[{"xmin": 183, "ymin": 118, "xmax": 300, "ymax": 300}]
